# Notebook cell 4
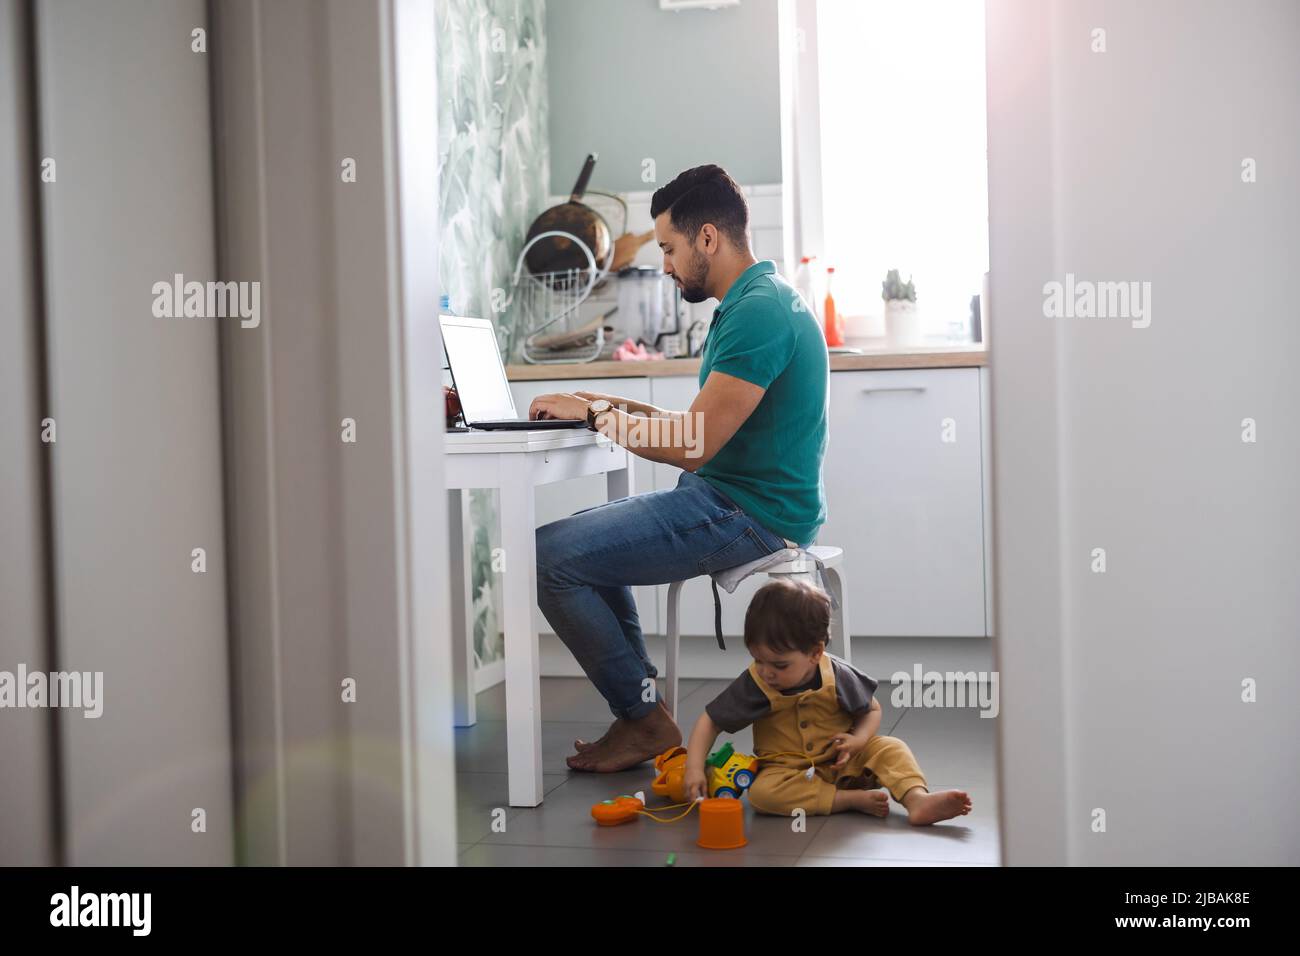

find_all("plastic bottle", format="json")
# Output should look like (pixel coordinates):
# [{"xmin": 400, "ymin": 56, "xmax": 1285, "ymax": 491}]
[
  {"xmin": 823, "ymin": 267, "xmax": 844, "ymax": 347},
  {"xmin": 793, "ymin": 255, "xmax": 818, "ymax": 321}
]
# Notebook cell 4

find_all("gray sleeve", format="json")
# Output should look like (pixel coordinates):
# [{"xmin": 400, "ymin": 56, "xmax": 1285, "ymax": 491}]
[
  {"xmin": 831, "ymin": 657, "xmax": 879, "ymax": 718},
  {"xmin": 705, "ymin": 671, "xmax": 771, "ymax": 734}
]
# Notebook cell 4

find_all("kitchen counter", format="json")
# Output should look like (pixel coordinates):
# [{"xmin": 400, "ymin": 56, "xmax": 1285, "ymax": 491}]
[{"xmin": 505, "ymin": 342, "xmax": 987, "ymax": 380}]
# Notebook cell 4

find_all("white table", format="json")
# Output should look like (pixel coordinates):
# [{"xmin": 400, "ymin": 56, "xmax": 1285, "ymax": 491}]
[{"xmin": 445, "ymin": 427, "xmax": 634, "ymax": 806}]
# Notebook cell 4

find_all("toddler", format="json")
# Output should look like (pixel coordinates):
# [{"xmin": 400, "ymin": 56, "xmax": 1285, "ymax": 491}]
[{"xmin": 684, "ymin": 578, "xmax": 972, "ymax": 825}]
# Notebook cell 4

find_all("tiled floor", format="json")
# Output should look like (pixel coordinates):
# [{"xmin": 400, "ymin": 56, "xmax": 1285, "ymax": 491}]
[{"xmin": 456, "ymin": 677, "xmax": 1001, "ymax": 867}]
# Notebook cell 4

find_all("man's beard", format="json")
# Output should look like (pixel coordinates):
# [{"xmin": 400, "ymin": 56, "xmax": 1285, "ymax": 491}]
[{"xmin": 675, "ymin": 249, "xmax": 711, "ymax": 303}]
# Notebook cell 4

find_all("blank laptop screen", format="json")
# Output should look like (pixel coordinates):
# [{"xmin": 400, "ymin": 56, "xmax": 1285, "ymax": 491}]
[{"xmin": 442, "ymin": 319, "xmax": 517, "ymax": 424}]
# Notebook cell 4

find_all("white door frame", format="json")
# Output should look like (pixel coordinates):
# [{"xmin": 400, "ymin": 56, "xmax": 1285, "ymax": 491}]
[{"xmin": 213, "ymin": 0, "xmax": 455, "ymax": 866}]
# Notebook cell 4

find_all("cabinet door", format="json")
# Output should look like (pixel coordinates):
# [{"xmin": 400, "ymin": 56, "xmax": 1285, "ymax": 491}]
[
  {"xmin": 507, "ymin": 378, "xmax": 657, "ymax": 635},
  {"xmin": 821, "ymin": 368, "xmax": 986, "ymax": 637},
  {"xmin": 646, "ymin": 376, "xmax": 774, "ymax": 639}
]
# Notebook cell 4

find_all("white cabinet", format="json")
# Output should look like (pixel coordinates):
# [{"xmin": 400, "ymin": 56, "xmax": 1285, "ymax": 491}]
[
  {"xmin": 653, "ymin": 368, "xmax": 988, "ymax": 639},
  {"xmin": 508, "ymin": 377, "xmax": 656, "ymax": 635},
  {"xmin": 507, "ymin": 366, "xmax": 990, "ymax": 643},
  {"xmin": 821, "ymin": 368, "xmax": 987, "ymax": 637}
]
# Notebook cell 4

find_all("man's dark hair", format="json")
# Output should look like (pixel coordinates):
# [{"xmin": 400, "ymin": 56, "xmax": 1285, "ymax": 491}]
[
  {"xmin": 743, "ymin": 578, "xmax": 831, "ymax": 655},
  {"xmin": 649, "ymin": 164, "xmax": 750, "ymax": 248}
]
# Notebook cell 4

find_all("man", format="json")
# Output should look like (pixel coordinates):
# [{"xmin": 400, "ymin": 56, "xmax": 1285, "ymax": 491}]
[{"xmin": 528, "ymin": 164, "xmax": 829, "ymax": 772}]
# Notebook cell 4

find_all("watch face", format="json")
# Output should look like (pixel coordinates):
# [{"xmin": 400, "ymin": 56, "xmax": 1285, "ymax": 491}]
[{"xmin": 593, "ymin": 400, "xmax": 610, "ymax": 413}]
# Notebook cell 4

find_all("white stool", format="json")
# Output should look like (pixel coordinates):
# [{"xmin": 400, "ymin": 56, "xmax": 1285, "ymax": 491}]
[{"xmin": 662, "ymin": 545, "xmax": 849, "ymax": 720}]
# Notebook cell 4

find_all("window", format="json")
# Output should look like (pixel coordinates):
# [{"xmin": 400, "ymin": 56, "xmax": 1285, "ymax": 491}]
[{"xmin": 813, "ymin": 0, "xmax": 988, "ymax": 331}]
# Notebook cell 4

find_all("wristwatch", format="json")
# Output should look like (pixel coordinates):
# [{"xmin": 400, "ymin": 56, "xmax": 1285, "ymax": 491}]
[{"xmin": 586, "ymin": 398, "xmax": 611, "ymax": 432}]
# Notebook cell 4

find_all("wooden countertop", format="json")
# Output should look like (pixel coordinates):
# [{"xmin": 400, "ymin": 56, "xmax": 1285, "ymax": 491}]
[{"xmin": 505, "ymin": 343, "xmax": 987, "ymax": 380}]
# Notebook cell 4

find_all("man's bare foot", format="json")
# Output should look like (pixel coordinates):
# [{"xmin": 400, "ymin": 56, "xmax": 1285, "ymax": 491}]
[
  {"xmin": 572, "ymin": 699, "xmax": 666, "ymax": 753},
  {"xmin": 832, "ymin": 789, "xmax": 889, "ymax": 817},
  {"xmin": 901, "ymin": 787, "xmax": 972, "ymax": 826},
  {"xmin": 565, "ymin": 700, "xmax": 680, "ymax": 772},
  {"xmin": 573, "ymin": 718, "xmax": 623, "ymax": 753}
]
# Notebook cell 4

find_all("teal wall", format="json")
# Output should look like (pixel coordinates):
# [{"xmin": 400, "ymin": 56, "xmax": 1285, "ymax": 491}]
[{"xmin": 545, "ymin": 0, "xmax": 782, "ymax": 194}]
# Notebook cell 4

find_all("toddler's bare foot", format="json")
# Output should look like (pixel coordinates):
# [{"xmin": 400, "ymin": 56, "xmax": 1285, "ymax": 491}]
[
  {"xmin": 902, "ymin": 788, "xmax": 972, "ymax": 826},
  {"xmin": 833, "ymin": 789, "xmax": 889, "ymax": 817}
]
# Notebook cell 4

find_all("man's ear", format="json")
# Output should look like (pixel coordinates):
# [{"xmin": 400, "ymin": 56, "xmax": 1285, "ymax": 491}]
[{"xmin": 698, "ymin": 222, "xmax": 719, "ymax": 254}]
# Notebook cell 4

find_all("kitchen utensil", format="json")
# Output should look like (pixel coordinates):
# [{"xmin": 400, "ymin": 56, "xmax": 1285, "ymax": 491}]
[
  {"xmin": 610, "ymin": 229, "xmax": 656, "ymax": 272},
  {"xmin": 524, "ymin": 154, "xmax": 612, "ymax": 275},
  {"xmin": 615, "ymin": 266, "xmax": 680, "ymax": 348},
  {"xmin": 530, "ymin": 308, "xmax": 617, "ymax": 351}
]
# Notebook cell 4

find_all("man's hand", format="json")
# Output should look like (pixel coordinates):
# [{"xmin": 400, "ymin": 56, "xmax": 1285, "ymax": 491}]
[
  {"xmin": 683, "ymin": 766, "xmax": 709, "ymax": 802},
  {"xmin": 527, "ymin": 392, "xmax": 589, "ymax": 422},
  {"xmin": 552, "ymin": 373, "xmax": 766, "ymax": 470},
  {"xmin": 830, "ymin": 731, "xmax": 869, "ymax": 768},
  {"xmin": 574, "ymin": 390, "xmax": 658, "ymax": 419}
]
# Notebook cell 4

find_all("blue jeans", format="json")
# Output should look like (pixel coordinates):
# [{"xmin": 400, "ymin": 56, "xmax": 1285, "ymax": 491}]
[{"xmin": 536, "ymin": 470, "xmax": 789, "ymax": 720}]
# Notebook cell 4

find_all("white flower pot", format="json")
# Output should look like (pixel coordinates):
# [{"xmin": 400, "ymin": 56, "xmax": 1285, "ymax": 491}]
[{"xmin": 884, "ymin": 299, "xmax": 922, "ymax": 347}]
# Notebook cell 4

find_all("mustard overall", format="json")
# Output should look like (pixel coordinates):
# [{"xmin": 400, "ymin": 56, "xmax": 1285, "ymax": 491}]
[{"xmin": 746, "ymin": 654, "xmax": 928, "ymax": 816}]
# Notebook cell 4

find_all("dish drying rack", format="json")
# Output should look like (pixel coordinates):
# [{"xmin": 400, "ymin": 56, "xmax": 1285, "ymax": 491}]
[
  {"xmin": 498, "ymin": 229, "xmax": 608, "ymax": 364},
  {"xmin": 505, "ymin": 186, "xmax": 696, "ymax": 364}
]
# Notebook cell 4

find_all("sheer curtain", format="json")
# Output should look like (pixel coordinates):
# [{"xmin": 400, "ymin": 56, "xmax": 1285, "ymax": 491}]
[{"xmin": 815, "ymin": 0, "xmax": 988, "ymax": 333}]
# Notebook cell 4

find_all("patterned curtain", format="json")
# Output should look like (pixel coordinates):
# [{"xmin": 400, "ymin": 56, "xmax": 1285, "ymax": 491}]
[{"xmin": 437, "ymin": 0, "xmax": 550, "ymax": 669}]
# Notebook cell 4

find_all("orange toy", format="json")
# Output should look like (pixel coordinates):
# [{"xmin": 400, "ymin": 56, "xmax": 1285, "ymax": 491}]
[
  {"xmin": 653, "ymin": 743, "xmax": 759, "ymax": 802},
  {"xmin": 652, "ymin": 747, "xmax": 691, "ymax": 802},
  {"xmin": 591, "ymin": 745, "xmax": 822, "ymax": 849},
  {"xmin": 587, "ymin": 792, "xmax": 747, "ymax": 850},
  {"xmin": 697, "ymin": 798, "xmax": 747, "ymax": 850},
  {"xmin": 591, "ymin": 795, "xmax": 645, "ymax": 826},
  {"xmin": 588, "ymin": 793, "xmax": 697, "ymax": 828}
]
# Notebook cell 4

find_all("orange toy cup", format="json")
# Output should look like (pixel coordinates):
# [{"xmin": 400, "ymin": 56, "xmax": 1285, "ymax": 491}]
[{"xmin": 696, "ymin": 797, "xmax": 747, "ymax": 850}]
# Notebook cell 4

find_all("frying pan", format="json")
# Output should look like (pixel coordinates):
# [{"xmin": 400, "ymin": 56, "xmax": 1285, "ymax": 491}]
[{"xmin": 524, "ymin": 154, "xmax": 612, "ymax": 275}]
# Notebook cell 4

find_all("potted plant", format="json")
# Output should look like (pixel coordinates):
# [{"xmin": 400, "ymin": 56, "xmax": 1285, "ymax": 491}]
[{"xmin": 882, "ymin": 269, "xmax": 921, "ymax": 347}]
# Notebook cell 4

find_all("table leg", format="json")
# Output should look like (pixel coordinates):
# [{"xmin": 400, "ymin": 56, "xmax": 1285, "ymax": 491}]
[
  {"xmin": 606, "ymin": 444, "xmax": 634, "ymax": 501},
  {"xmin": 499, "ymin": 456, "xmax": 544, "ymax": 807},
  {"xmin": 448, "ymin": 489, "xmax": 475, "ymax": 727}
]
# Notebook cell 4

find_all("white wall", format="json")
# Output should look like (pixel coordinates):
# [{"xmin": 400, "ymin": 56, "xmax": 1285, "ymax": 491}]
[
  {"xmin": 0, "ymin": 0, "xmax": 55, "ymax": 866},
  {"xmin": 988, "ymin": 0, "xmax": 1300, "ymax": 864},
  {"xmin": 33, "ymin": 0, "xmax": 233, "ymax": 864}
]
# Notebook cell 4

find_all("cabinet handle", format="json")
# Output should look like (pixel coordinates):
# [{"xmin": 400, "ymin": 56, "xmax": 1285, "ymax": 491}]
[{"xmin": 860, "ymin": 386, "xmax": 928, "ymax": 394}]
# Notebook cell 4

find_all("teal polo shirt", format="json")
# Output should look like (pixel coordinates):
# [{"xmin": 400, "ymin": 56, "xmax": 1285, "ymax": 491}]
[{"xmin": 696, "ymin": 260, "xmax": 828, "ymax": 548}]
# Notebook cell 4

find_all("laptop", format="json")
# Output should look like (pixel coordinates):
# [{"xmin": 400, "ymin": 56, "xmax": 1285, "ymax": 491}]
[{"xmin": 439, "ymin": 315, "xmax": 587, "ymax": 431}]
